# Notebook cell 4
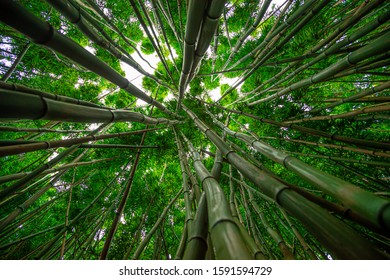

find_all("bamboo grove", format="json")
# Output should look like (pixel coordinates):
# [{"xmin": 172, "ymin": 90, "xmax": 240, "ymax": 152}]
[{"xmin": 0, "ymin": 0, "xmax": 389, "ymax": 260}]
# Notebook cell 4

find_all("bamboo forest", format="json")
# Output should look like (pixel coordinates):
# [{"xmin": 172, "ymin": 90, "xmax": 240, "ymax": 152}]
[{"xmin": 0, "ymin": 0, "xmax": 389, "ymax": 260}]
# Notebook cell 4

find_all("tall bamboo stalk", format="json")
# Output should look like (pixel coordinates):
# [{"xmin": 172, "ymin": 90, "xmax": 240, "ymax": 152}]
[
  {"xmin": 131, "ymin": 188, "xmax": 183, "ymax": 259},
  {"xmin": 1, "ymin": 42, "xmax": 30, "ymax": 82},
  {"xmin": 183, "ymin": 104, "xmax": 385, "ymax": 259},
  {"xmin": 181, "ymin": 133, "xmax": 253, "ymax": 259},
  {"xmin": 206, "ymin": 109, "xmax": 390, "ymax": 233},
  {"xmin": 0, "ymin": 0, "xmax": 179, "ymax": 118}
]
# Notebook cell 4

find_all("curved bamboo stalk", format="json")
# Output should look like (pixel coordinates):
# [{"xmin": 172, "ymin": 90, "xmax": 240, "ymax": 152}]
[
  {"xmin": 248, "ymin": 29, "xmax": 390, "ymax": 105},
  {"xmin": 0, "ymin": 89, "xmax": 180, "ymax": 125},
  {"xmin": 183, "ymin": 104, "xmax": 386, "ymax": 259},
  {"xmin": 131, "ymin": 188, "xmax": 183, "ymax": 259},
  {"xmin": 46, "ymin": 0, "xmax": 172, "ymax": 91},
  {"xmin": 242, "ymin": 4, "xmax": 390, "ymax": 102},
  {"xmin": 0, "ymin": 0, "xmax": 179, "ymax": 118},
  {"xmin": 207, "ymin": 110, "xmax": 390, "ymax": 233},
  {"xmin": 200, "ymin": 99, "xmax": 390, "ymax": 151}
]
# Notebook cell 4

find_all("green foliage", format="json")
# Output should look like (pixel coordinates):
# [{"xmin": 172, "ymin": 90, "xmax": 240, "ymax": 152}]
[
  {"xmin": 0, "ymin": 0, "xmax": 389, "ymax": 261},
  {"xmin": 140, "ymin": 37, "xmax": 154, "ymax": 55}
]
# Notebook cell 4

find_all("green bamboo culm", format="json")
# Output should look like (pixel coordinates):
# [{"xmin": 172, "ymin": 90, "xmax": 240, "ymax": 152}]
[{"xmin": 0, "ymin": 0, "xmax": 389, "ymax": 260}]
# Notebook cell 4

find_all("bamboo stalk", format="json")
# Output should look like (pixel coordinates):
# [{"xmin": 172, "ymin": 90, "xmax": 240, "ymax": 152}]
[
  {"xmin": 207, "ymin": 110, "xmax": 390, "ymax": 233},
  {"xmin": 132, "ymin": 188, "xmax": 183, "ymax": 259},
  {"xmin": 247, "ymin": 189, "xmax": 294, "ymax": 260},
  {"xmin": 181, "ymin": 133, "xmax": 253, "ymax": 259},
  {"xmin": 248, "ymin": 29, "xmax": 390, "ymax": 105},
  {"xmin": 0, "ymin": 157, "xmax": 120, "ymax": 184},
  {"xmin": 0, "ymin": 125, "xmax": 163, "ymax": 157},
  {"xmin": 243, "ymin": 6, "xmax": 390, "ymax": 102},
  {"xmin": 0, "ymin": 0, "xmax": 179, "ymax": 118},
  {"xmin": 46, "ymin": 0, "xmax": 172, "ymax": 91},
  {"xmin": 182, "ymin": 193, "xmax": 208, "ymax": 259},
  {"xmin": 0, "ymin": 89, "xmax": 180, "ymax": 126},
  {"xmin": 1, "ymin": 42, "xmax": 30, "ymax": 82},
  {"xmin": 183, "ymin": 104, "xmax": 386, "ymax": 259},
  {"xmin": 200, "ymin": 99, "xmax": 390, "ymax": 151}
]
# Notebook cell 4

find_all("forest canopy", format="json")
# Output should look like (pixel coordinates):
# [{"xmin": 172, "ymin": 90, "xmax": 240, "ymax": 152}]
[{"xmin": 0, "ymin": 0, "xmax": 389, "ymax": 260}]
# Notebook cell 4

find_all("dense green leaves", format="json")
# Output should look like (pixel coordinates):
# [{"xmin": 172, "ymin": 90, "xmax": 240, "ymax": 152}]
[{"xmin": 0, "ymin": 0, "xmax": 389, "ymax": 260}]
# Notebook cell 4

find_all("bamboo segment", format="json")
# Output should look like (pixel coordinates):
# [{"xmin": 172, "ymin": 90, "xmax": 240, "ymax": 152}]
[
  {"xmin": 35, "ymin": 183, "xmax": 112, "ymax": 259},
  {"xmin": 0, "ymin": 124, "xmax": 107, "ymax": 201},
  {"xmin": 247, "ymin": 190, "xmax": 294, "ymax": 260},
  {"xmin": 183, "ymin": 105, "xmax": 385, "ymax": 259},
  {"xmin": 0, "ymin": 0, "xmax": 179, "ymax": 118},
  {"xmin": 182, "ymin": 193, "xmax": 209, "ymax": 260},
  {"xmin": 0, "ymin": 125, "xmax": 90, "ymax": 134},
  {"xmin": 182, "ymin": 134, "xmax": 253, "ymax": 259},
  {"xmin": 46, "ymin": 0, "xmax": 172, "ymax": 91},
  {"xmin": 0, "ymin": 125, "xmax": 162, "ymax": 157},
  {"xmin": 0, "ymin": 157, "xmax": 119, "ymax": 184},
  {"xmin": 128, "ymin": 0, "xmax": 174, "ymax": 84},
  {"xmin": 1, "ymin": 42, "xmax": 30, "ymax": 82},
  {"xmin": 189, "ymin": 0, "xmax": 227, "ymax": 75},
  {"xmin": 177, "ymin": 0, "xmax": 208, "ymax": 109},
  {"xmin": 241, "ymin": 5, "xmax": 390, "ymax": 103},
  {"xmin": 207, "ymin": 110, "xmax": 390, "ymax": 233},
  {"xmin": 252, "ymin": 136, "xmax": 390, "ymax": 158},
  {"xmin": 0, "ymin": 89, "xmax": 180, "ymax": 125},
  {"xmin": 248, "ymin": 29, "xmax": 390, "ymax": 105},
  {"xmin": 0, "ymin": 81, "xmax": 107, "ymax": 109},
  {"xmin": 131, "ymin": 188, "xmax": 183, "ymax": 259},
  {"xmin": 201, "ymin": 100, "xmax": 390, "ymax": 151},
  {"xmin": 222, "ymin": 0, "xmax": 271, "ymax": 71}
]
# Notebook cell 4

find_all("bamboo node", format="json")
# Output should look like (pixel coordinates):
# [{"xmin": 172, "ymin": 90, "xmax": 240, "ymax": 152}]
[{"xmin": 17, "ymin": 205, "xmax": 26, "ymax": 212}]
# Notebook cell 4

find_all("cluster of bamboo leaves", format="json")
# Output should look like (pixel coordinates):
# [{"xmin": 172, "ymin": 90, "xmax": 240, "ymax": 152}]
[{"xmin": 0, "ymin": 0, "xmax": 389, "ymax": 259}]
